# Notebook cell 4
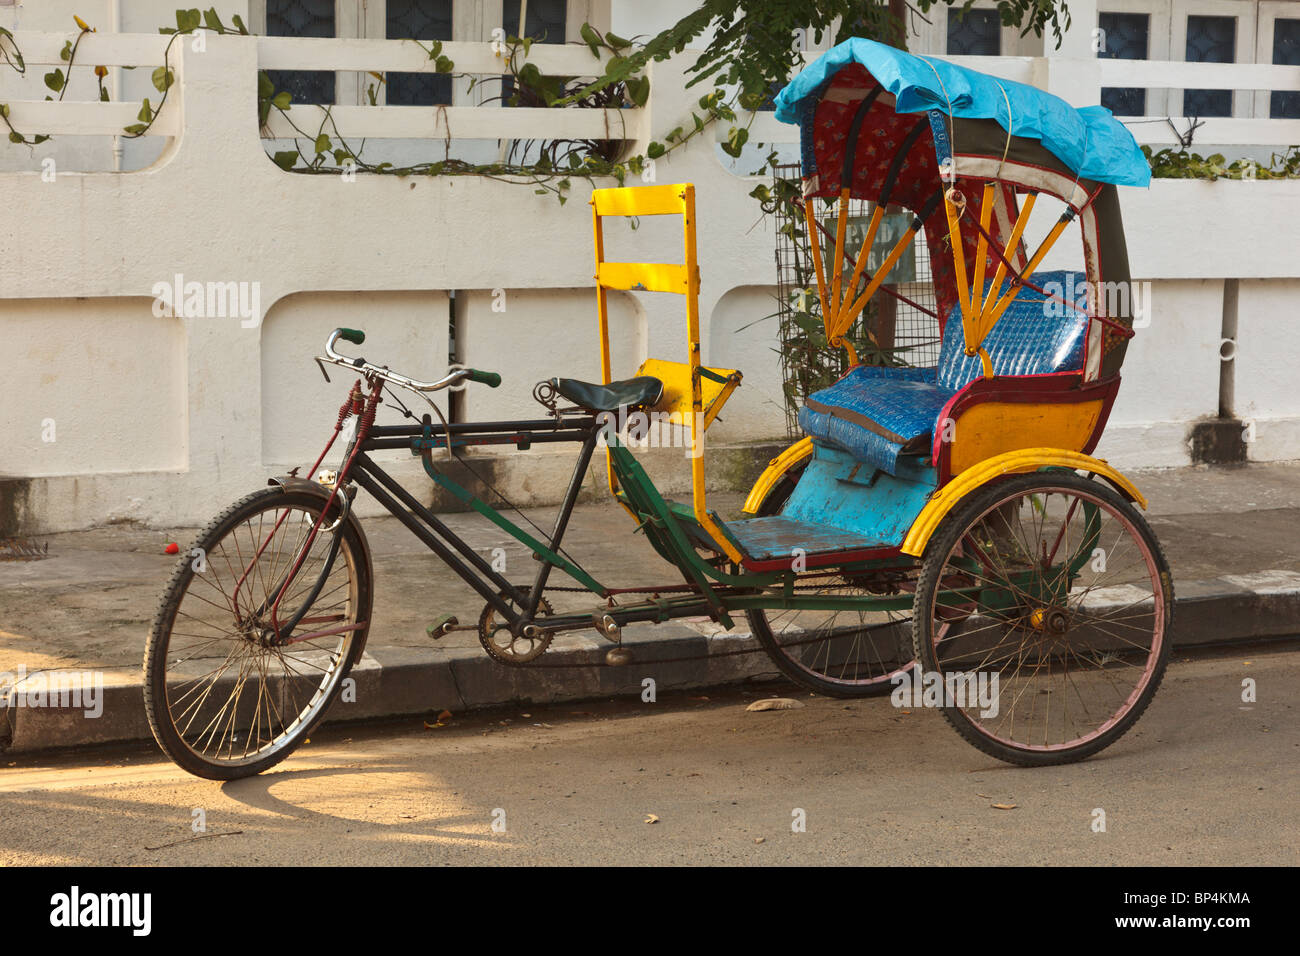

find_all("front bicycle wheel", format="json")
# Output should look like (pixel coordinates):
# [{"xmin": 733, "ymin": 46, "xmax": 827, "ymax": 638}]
[
  {"xmin": 144, "ymin": 488, "xmax": 372, "ymax": 779},
  {"xmin": 913, "ymin": 472, "xmax": 1172, "ymax": 766}
]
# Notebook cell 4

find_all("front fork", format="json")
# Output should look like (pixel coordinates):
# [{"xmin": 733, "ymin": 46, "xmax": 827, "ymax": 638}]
[{"xmin": 237, "ymin": 377, "xmax": 381, "ymax": 646}]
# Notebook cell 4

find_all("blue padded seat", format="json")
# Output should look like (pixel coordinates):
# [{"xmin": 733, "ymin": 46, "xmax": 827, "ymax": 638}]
[
  {"xmin": 797, "ymin": 270, "xmax": 1089, "ymax": 475},
  {"xmin": 798, "ymin": 366, "xmax": 953, "ymax": 476},
  {"xmin": 937, "ymin": 269, "xmax": 1089, "ymax": 391}
]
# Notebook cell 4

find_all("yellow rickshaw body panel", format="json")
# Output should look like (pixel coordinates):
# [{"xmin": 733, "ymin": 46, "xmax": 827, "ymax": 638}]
[{"xmin": 899, "ymin": 447, "xmax": 1147, "ymax": 558}]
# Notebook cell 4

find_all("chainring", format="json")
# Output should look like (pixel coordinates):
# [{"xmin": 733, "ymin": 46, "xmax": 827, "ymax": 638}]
[{"xmin": 478, "ymin": 594, "xmax": 554, "ymax": 665}]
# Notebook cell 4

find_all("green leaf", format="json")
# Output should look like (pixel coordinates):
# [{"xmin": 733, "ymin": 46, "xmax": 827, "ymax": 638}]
[
  {"xmin": 100, "ymin": 87, "xmax": 110, "ymax": 102},
  {"xmin": 138, "ymin": 98, "xmax": 153, "ymax": 122},
  {"xmin": 258, "ymin": 72, "xmax": 275, "ymax": 99},
  {"xmin": 176, "ymin": 8, "xmax": 202, "ymax": 33},
  {"xmin": 580, "ymin": 23, "xmax": 603, "ymax": 57},
  {"xmin": 123, "ymin": 123, "xmax": 147, "ymax": 135},
  {"xmin": 272, "ymin": 91, "xmax": 292, "ymax": 110},
  {"xmin": 44, "ymin": 69, "xmax": 65, "ymax": 93},
  {"xmin": 314, "ymin": 133, "xmax": 331, "ymax": 154},
  {"xmin": 646, "ymin": 141, "xmax": 665, "ymax": 159},
  {"xmin": 792, "ymin": 314, "xmax": 822, "ymax": 335},
  {"xmin": 517, "ymin": 62, "xmax": 542, "ymax": 88},
  {"xmin": 624, "ymin": 76, "xmax": 649, "ymax": 107},
  {"xmin": 434, "ymin": 55, "xmax": 453, "ymax": 73},
  {"xmin": 9, "ymin": 131, "xmax": 23, "ymax": 144},
  {"xmin": 60, "ymin": 41, "xmax": 72, "ymax": 62},
  {"xmin": 721, "ymin": 125, "xmax": 748, "ymax": 158},
  {"xmin": 604, "ymin": 31, "xmax": 630, "ymax": 50},
  {"xmin": 152, "ymin": 66, "xmax": 174, "ymax": 93},
  {"xmin": 231, "ymin": 14, "xmax": 249, "ymax": 35},
  {"xmin": 203, "ymin": 7, "xmax": 224, "ymax": 32},
  {"xmin": 272, "ymin": 150, "xmax": 298, "ymax": 171}
]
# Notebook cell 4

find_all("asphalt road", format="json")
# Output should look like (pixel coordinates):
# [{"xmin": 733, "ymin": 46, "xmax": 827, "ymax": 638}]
[{"xmin": 1, "ymin": 645, "xmax": 1296, "ymax": 866}]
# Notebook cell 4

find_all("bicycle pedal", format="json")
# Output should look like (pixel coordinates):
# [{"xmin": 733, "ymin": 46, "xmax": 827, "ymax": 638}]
[{"xmin": 426, "ymin": 615, "xmax": 460, "ymax": 640}]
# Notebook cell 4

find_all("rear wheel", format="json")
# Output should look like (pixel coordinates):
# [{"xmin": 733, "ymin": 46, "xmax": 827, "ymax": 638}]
[
  {"xmin": 745, "ymin": 457, "xmax": 918, "ymax": 698},
  {"xmin": 913, "ymin": 472, "xmax": 1172, "ymax": 765},
  {"xmin": 144, "ymin": 488, "xmax": 372, "ymax": 779}
]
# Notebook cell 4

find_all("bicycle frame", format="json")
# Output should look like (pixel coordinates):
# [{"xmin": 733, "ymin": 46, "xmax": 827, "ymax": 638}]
[
  {"xmin": 252, "ymin": 370, "xmax": 931, "ymax": 642},
  {"xmin": 267, "ymin": 364, "xmax": 1107, "ymax": 659}
]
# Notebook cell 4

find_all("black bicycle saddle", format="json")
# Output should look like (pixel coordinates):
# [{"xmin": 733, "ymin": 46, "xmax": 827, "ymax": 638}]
[{"xmin": 549, "ymin": 376, "xmax": 664, "ymax": 413}]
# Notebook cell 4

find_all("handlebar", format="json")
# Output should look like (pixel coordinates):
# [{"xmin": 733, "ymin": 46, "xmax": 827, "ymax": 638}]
[
  {"xmin": 318, "ymin": 328, "xmax": 500, "ymax": 392},
  {"xmin": 463, "ymin": 368, "xmax": 502, "ymax": 388}
]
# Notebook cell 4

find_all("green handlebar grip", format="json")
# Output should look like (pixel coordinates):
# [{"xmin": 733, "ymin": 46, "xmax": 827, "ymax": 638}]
[
  {"xmin": 338, "ymin": 328, "xmax": 366, "ymax": 345},
  {"xmin": 466, "ymin": 368, "xmax": 502, "ymax": 388}
]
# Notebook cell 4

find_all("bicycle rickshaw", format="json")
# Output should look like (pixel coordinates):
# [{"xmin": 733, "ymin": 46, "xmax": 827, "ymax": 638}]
[{"xmin": 146, "ymin": 38, "xmax": 1172, "ymax": 779}]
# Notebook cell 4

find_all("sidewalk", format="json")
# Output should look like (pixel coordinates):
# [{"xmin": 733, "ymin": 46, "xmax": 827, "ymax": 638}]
[{"xmin": 2, "ymin": 460, "xmax": 1298, "ymax": 753}]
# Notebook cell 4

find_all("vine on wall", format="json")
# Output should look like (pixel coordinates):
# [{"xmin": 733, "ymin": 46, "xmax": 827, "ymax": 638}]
[{"xmin": 0, "ymin": 9, "xmax": 762, "ymax": 205}]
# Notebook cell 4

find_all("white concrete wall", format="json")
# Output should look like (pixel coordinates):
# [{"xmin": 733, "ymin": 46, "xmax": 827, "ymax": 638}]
[
  {"xmin": 1095, "ymin": 279, "xmax": 1225, "ymax": 468},
  {"xmin": 9, "ymin": 296, "xmax": 188, "ymax": 475},
  {"xmin": 1, "ymin": 26, "xmax": 1298, "ymax": 534},
  {"xmin": 1235, "ymin": 278, "xmax": 1300, "ymax": 463}
]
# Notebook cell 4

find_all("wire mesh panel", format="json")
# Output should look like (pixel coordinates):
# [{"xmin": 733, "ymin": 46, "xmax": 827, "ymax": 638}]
[{"xmin": 771, "ymin": 163, "xmax": 942, "ymax": 438}]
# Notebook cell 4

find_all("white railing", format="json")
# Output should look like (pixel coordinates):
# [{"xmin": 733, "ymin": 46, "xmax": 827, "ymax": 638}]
[
  {"xmin": 257, "ymin": 36, "xmax": 647, "ymax": 142},
  {"xmin": 1, "ymin": 32, "xmax": 644, "ymax": 143},
  {"xmin": 2, "ymin": 33, "xmax": 176, "ymax": 136},
  {"xmin": 3, "ymin": 32, "xmax": 1298, "ymax": 155}
]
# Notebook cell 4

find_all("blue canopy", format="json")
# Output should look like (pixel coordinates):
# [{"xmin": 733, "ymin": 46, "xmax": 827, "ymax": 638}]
[{"xmin": 773, "ymin": 38, "xmax": 1151, "ymax": 188}]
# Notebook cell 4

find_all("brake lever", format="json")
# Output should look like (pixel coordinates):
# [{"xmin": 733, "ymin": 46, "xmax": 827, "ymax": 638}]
[{"xmin": 315, "ymin": 358, "xmax": 332, "ymax": 384}]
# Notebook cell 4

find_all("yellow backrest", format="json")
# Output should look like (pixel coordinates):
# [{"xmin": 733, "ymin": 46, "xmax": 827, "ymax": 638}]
[{"xmin": 590, "ymin": 183, "xmax": 743, "ymax": 562}]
